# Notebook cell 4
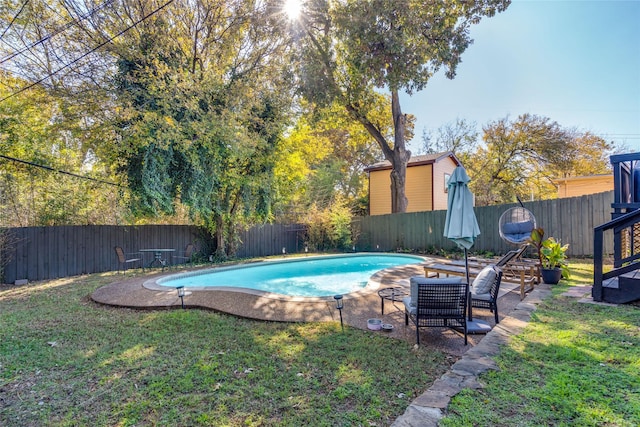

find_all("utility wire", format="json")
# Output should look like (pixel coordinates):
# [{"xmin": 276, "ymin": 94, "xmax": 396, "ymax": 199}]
[
  {"xmin": 0, "ymin": 154, "xmax": 121, "ymax": 187},
  {"xmin": 0, "ymin": 0, "xmax": 176, "ymax": 103},
  {"xmin": 0, "ymin": 0, "xmax": 30, "ymax": 41},
  {"xmin": 0, "ymin": 0, "xmax": 114, "ymax": 65}
]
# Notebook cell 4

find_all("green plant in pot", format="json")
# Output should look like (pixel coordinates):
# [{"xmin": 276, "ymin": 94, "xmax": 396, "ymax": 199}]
[{"xmin": 529, "ymin": 228, "xmax": 570, "ymax": 284}]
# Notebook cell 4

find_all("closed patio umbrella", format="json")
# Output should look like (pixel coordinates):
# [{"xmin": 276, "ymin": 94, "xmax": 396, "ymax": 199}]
[
  {"xmin": 443, "ymin": 166, "xmax": 490, "ymax": 333},
  {"xmin": 443, "ymin": 166, "xmax": 480, "ymax": 253}
]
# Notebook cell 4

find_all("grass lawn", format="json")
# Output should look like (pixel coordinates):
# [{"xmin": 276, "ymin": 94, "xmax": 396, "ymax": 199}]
[
  {"xmin": 1, "ymin": 260, "xmax": 639, "ymax": 426},
  {"xmin": 441, "ymin": 260, "xmax": 640, "ymax": 427},
  {"xmin": 0, "ymin": 271, "xmax": 452, "ymax": 426}
]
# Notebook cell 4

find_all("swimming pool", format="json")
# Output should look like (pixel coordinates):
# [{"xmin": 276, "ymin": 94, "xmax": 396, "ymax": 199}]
[{"xmin": 152, "ymin": 253, "xmax": 424, "ymax": 297}]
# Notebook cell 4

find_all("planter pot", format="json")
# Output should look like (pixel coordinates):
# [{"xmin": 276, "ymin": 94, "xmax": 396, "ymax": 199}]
[{"xmin": 541, "ymin": 267, "xmax": 562, "ymax": 285}]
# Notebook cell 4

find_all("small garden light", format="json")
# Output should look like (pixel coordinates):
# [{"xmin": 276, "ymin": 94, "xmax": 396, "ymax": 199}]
[
  {"xmin": 334, "ymin": 294, "xmax": 344, "ymax": 332},
  {"xmin": 177, "ymin": 285, "xmax": 186, "ymax": 309}
]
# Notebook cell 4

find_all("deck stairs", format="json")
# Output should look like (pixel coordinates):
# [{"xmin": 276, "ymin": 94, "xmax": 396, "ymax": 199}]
[
  {"xmin": 601, "ymin": 274, "xmax": 640, "ymax": 304},
  {"xmin": 593, "ymin": 153, "xmax": 640, "ymax": 304}
]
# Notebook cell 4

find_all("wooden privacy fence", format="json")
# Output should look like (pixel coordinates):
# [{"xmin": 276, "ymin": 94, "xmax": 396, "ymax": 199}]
[
  {"xmin": 1, "ymin": 192, "xmax": 614, "ymax": 284},
  {"xmin": 235, "ymin": 223, "xmax": 305, "ymax": 258},
  {"xmin": 1, "ymin": 223, "xmax": 305, "ymax": 284},
  {"xmin": 2, "ymin": 225, "xmax": 207, "ymax": 284},
  {"xmin": 354, "ymin": 191, "xmax": 615, "ymax": 257}
]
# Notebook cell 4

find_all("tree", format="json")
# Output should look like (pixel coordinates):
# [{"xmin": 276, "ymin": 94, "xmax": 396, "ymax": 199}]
[
  {"xmin": 466, "ymin": 114, "xmax": 615, "ymax": 205},
  {"xmin": 107, "ymin": 0, "xmax": 294, "ymax": 257},
  {"xmin": 0, "ymin": 0, "xmax": 139, "ymax": 226},
  {"xmin": 422, "ymin": 118, "xmax": 479, "ymax": 163},
  {"xmin": 547, "ymin": 131, "xmax": 614, "ymax": 178},
  {"xmin": 273, "ymin": 97, "xmax": 390, "ymax": 218},
  {"xmin": 290, "ymin": 0, "xmax": 510, "ymax": 213}
]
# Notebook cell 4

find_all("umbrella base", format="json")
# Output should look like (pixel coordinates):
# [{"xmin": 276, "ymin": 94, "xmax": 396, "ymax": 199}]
[{"xmin": 466, "ymin": 318, "xmax": 492, "ymax": 334}]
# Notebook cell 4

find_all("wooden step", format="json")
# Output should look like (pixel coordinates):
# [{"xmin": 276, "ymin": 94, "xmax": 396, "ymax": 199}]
[{"xmin": 599, "ymin": 275, "xmax": 640, "ymax": 304}]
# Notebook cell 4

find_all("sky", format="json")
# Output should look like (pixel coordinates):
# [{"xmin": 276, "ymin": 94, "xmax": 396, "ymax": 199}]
[{"xmin": 400, "ymin": 0, "xmax": 640, "ymax": 155}]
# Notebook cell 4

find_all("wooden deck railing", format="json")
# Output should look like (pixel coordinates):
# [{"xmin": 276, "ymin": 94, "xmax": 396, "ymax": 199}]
[{"xmin": 593, "ymin": 208, "xmax": 640, "ymax": 301}]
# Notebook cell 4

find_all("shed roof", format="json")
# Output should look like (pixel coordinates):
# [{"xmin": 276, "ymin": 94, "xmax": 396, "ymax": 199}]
[
  {"xmin": 364, "ymin": 151, "xmax": 460, "ymax": 172},
  {"xmin": 552, "ymin": 174, "xmax": 613, "ymax": 184}
]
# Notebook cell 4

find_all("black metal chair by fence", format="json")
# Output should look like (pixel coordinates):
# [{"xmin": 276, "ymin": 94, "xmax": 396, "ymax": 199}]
[
  {"xmin": 403, "ymin": 277, "xmax": 468, "ymax": 345},
  {"xmin": 114, "ymin": 246, "xmax": 144, "ymax": 274},
  {"xmin": 470, "ymin": 265, "xmax": 503, "ymax": 325},
  {"xmin": 171, "ymin": 243, "xmax": 195, "ymax": 267}
]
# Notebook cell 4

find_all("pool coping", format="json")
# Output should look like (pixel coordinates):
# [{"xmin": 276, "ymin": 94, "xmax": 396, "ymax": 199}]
[
  {"xmin": 91, "ymin": 256, "xmax": 432, "ymax": 324},
  {"xmin": 141, "ymin": 253, "xmax": 425, "ymax": 303}
]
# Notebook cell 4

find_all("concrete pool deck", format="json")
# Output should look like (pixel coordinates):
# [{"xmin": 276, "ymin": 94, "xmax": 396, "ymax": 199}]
[{"xmin": 90, "ymin": 257, "xmax": 554, "ymax": 426}]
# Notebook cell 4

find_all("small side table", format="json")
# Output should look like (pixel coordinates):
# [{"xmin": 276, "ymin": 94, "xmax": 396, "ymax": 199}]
[
  {"xmin": 377, "ymin": 287, "xmax": 409, "ymax": 315},
  {"xmin": 139, "ymin": 249, "xmax": 176, "ymax": 270}
]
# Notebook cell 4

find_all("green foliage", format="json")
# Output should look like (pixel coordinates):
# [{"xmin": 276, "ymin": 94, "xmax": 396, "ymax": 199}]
[
  {"xmin": 329, "ymin": 1, "xmax": 510, "ymax": 95},
  {"xmin": 466, "ymin": 114, "xmax": 615, "ymax": 205},
  {"xmin": 274, "ymin": 101, "xmax": 382, "ymax": 220},
  {"xmin": 541, "ymin": 238, "xmax": 571, "ymax": 278},
  {"xmin": 293, "ymin": 0, "xmax": 510, "ymax": 212},
  {"xmin": 0, "ymin": 72, "xmax": 124, "ymax": 226},
  {"xmin": 530, "ymin": 227, "xmax": 571, "ymax": 278},
  {"xmin": 108, "ymin": 2, "xmax": 294, "ymax": 255},
  {"xmin": 303, "ymin": 201, "xmax": 353, "ymax": 252}
]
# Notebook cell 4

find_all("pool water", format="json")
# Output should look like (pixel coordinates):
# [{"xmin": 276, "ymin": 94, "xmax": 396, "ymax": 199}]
[{"xmin": 156, "ymin": 254, "xmax": 423, "ymax": 297}]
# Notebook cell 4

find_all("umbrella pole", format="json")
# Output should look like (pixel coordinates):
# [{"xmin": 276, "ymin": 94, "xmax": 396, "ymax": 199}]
[
  {"xmin": 465, "ymin": 248, "xmax": 472, "ymax": 321},
  {"xmin": 465, "ymin": 248, "xmax": 493, "ymax": 334}
]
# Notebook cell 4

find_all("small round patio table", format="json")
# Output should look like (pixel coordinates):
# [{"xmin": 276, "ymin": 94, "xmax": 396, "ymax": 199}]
[
  {"xmin": 139, "ymin": 248, "xmax": 175, "ymax": 269},
  {"xmin": 377, "ymin": 287, "xmax": 409, "ymax": 315}
]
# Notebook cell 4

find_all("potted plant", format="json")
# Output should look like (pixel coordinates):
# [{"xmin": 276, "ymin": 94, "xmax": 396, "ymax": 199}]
[{"xmin": 529, "ymin": 228, "xmax": 570, "ymax": 284}]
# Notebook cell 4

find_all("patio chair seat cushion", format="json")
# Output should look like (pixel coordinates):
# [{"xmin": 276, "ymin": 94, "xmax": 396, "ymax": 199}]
[
  {"xmin": 502, "ymin": 220, "xmax": 534, "ymax": 243},
  {"xmin": 471, "ymin": 266, "xmax": 497, "ymax": 295},
  {"xmin": 470, "ymin": 291, "xmax": 492, "ymax": 301},
  {"xmin": 502, "ymin": 220, "xmax": 534, "ymax": 235},
  {"xmin": 403, "ymin": 296, "xmax": 461, "ymax": 315},
  {"xmin": 409, "ymin": 276, "xmax": 465, "ymax": 307},
  {"xmin": 402, "ymin": 296, "xmax": 415, "ymax": 314}
]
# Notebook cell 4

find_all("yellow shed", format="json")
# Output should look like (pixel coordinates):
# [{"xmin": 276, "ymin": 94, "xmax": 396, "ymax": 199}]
[
  {"xmin": 553, "ymin": 174, "xmax": 614, "ymax": 198},
  {"xmin": 365, "ymin": 152, "xmax": 461, "ymax": 216}
]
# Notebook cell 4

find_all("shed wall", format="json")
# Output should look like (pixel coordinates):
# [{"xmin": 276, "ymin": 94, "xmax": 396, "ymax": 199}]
[
  {"xmin": 557, "ymin": 177, "xmax": 614, "ymax": 198},
  {"xmin": 405, "ymin": 164, "xmax": 433, "ymax": 213}
]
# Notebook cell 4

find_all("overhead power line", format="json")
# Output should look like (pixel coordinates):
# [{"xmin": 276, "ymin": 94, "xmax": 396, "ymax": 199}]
[
  {"xmin": 0, "ymin": 0, "xmax": 176, "ymax": 103},
  {"xmin": 0, "ymin": 154, "xmax": 120, "ymax": 187},
  {"xmin": 0, "ymin": 0, "xmax": 114, "ymax": 65},
  {"xmin": 0, "ymin": 0, "xmax": 30, "ymax": 41}
]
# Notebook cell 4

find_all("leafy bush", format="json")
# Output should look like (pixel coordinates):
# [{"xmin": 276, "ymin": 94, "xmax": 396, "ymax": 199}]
[
  {"xmin": 304, "ymin": 200, "xmax": 352, "ymax": 251},
  {"xmin": 0, "ymin": 229, "xmax": 18, "ymax": 282}
]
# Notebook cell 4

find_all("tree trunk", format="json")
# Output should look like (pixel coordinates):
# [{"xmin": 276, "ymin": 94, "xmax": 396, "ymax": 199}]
[
  {"xmin": 344, "ymin": 92, "xmax": 411, "ymax": 213},
  {"xmin": 389, "ymin": 90, "xmax": 410, "ymax": 213},
  {"xmin": 214, "ymin": 215, "xmax": 227, "ymax": 259}
]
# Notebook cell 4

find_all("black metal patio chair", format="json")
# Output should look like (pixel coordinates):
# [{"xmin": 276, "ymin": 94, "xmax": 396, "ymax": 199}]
[
  {"xmin": 114, "ymin": 246, "xmax": 144, "ymax": 274},
  {"xmin": 171, "ymin": 242, "xmax": 195, "ymax": 267},
  {"xmin": 403, "ymin": 277, "xmax": 468, "ymax": 346},
  {"xmin": 470, "ymin": 265, "xmax": 503, "ymax": 324}
]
